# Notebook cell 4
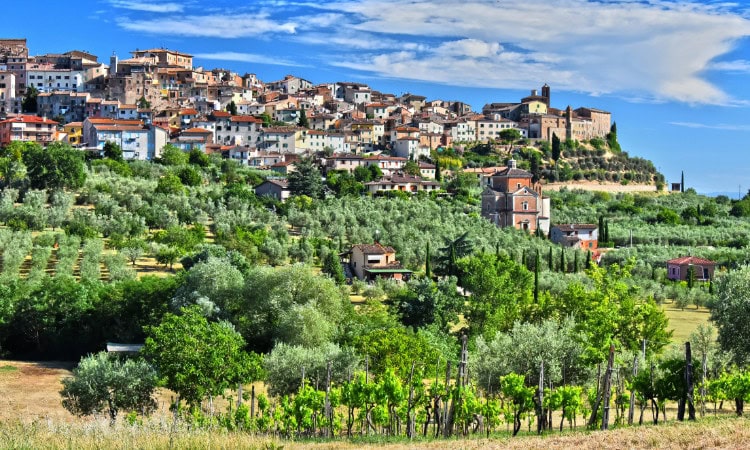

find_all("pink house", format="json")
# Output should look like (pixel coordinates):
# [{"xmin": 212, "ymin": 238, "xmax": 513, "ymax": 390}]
[{"xmin": 666, "ymin": 256, "xmax": 716, "ymax": 282}]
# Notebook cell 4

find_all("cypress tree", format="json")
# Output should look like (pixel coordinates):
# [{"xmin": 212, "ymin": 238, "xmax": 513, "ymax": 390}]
[
  {"xmin": 552, "ymin": 133, "xmax": 561, "ymax": 161},
  {"xmin": 574, "ymin": 251, "xmax": 579, "ymax": 273},
  {"xmin": 598, "ymin": 216, "xmax": 604, "ymax": 244},
  {"xmin": 435, "ymin": 158, "xmax": 442, "ymax": 182},
  {"xmin": 586, "ymin": 250, "xmax": 592, "ymax": 269},
  {"xmin": 495, "ymin": 242, "xmax": 501, "ymax": 259},
  {"xmin": 425, "ymin": 241, "xmax": 431, "ymax": 279},
  {"xmin": 681, "ymin": 171, "xmax": 685, "ymax": 193},
  {"xmin": 322, "ymin": 250, "xmax": 345, "ymax": 284},
  {"xmin": 687, "ymin": 265, "xmax": 695, "ymax": 289},
  {"xmin": 604, "ymin": 220, "xmax": 610, "ymax": 245},
  {"xmin": 548, "ymin": 247, "xmax": 554, "ymax": 271},
  {"xmin": 709, "ymin": 278, "xmax": 714, "ymax": 294},
  {"xmin": 522, "ymin": 249, "xmax": 527, "ymax": 269},
  {"xmin": 560, "ymin": 249, "xmax": 566, "ymax": 273},
  {"xmin": 534, "ymin": 249, "xmax": 540, "ymax": 303}
]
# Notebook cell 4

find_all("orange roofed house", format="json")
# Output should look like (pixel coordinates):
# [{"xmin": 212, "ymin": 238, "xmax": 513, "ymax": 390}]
[
  {"xmin": 666, "ymin": 256, "xmax": 716, "ymax": 282},
  {"xmin": 0, "ymin": 115, "xmax": 60, "ymax": 146},
  {"xmin": 343, "ymin": 243, "xmax": 412, "ymax": 282},
  {"xmin": 550, "ymin": 224, "xmax": 598, "ymax": 250}
]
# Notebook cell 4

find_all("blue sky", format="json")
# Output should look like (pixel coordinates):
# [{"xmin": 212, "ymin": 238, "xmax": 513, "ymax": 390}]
[{"xmin": 6, "ymin": 0, "xmax": 750, "ymax": 194}]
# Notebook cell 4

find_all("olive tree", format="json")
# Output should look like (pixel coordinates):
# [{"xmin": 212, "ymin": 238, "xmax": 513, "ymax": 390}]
[{"xmin": 60, "ymin": 352, "xmax": 158, "ymax": 426}]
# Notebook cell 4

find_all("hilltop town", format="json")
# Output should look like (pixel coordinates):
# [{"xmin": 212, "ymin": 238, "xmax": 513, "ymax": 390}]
[{"xmin": 1, "ymin": 38, "xmax": 612, "ymax": 158}]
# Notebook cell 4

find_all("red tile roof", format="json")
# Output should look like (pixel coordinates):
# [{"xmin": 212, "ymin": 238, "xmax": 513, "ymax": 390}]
[
  {"xmin": 352, "ymin": 243, "xmax": 396, "ymax": 255},
  {"xmin": 0, "ymin": 115, "xmax": 58, "ymax": 125},
  {"xmin": 666, "ymin": 256, "xmax": 716, "ymax": 266},
  {"xmin": 230, "ymin": 116, "xmax": 262, "ymax": 123},
  {"xmin": 182, "ymin": 127, "xmax": 212, "ymax": 134}
]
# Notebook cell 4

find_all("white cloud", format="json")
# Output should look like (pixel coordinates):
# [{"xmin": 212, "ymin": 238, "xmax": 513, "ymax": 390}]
[
  {"xmin": 670, "ymin": 121, "xmax": 750, "ymax": 131},
  {"xmin": 109, "ymin": 0, "xmax": 184, "ymax": 13},
  {"xmin": 110, "ymin": 0, "xmax": 750, "ymax": 104},
  {"xmin": 117, "ymin": 13, "xmax": 297, "ymax": 38},
  {"xmin": 317, "ymin": 0, "xmax": 750, "ymax": 104},
  {"xmin": 711, "ymin": 59, "xmax": 750, "ymax": 73},
  {"xmin": 193, "ymin": 52, "xmax": 304, "ymax": 67}
]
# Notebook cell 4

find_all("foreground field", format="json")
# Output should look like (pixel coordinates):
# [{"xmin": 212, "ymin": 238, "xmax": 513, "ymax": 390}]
[{"xmin": 0, "ymin": 415, "xmax": 748, "ymax": 449}]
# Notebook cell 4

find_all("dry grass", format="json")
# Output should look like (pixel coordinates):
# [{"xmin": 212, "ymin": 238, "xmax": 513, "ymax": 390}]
[
  {"xmin": 0, "ymin": 415, "xmax": 749, "ymax": 449},
  {"xmin": 544, "ymin": 181, "xmax": 658, "ymax": 193},
  {"xmin": 0, "ymin": 360, "xmax": 74, "ymax": 423}
]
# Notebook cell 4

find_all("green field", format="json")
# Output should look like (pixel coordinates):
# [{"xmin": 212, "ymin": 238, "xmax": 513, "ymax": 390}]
[{"xmin": 663, "ymin": 304, "xmax": 711, "ymax": 344}]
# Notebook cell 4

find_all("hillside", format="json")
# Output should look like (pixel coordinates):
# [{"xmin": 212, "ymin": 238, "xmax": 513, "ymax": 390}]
[{"xmin": 457, "ymin": 133, "xmax": 664, "ymax": 189}]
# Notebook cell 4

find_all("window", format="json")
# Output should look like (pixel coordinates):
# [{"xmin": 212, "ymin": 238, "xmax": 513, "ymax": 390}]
[{"xmin": 522, "ymin": 202, "xmax": 529, "ymax": 211}]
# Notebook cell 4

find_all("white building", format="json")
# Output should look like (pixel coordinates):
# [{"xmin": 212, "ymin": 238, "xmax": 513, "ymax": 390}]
[
  {"xmin": 26, "ymin": 65, "xmax": 85, "ymax": 93},
  {"xmin": 83, "ymin": 118, "xmax": 168, "ymax": 160}
]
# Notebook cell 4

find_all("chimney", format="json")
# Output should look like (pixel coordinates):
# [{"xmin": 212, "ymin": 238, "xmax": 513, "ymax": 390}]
[{"xmin": 508, "ymin": 159, "xmax": 517, "ymax": 169}]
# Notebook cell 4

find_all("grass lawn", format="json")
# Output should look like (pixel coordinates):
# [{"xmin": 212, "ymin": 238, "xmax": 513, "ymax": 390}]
[{"xmin": 662, "ymin": 303, "xmax": 711, "ymax": 344}]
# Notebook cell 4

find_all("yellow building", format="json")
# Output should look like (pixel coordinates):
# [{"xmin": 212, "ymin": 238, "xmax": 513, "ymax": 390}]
[{"xmin": 64, "ymin": 122, "xmax": 83, "ymax": 146}]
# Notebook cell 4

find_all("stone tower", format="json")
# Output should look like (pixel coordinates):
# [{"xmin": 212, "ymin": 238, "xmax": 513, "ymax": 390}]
[{"xmin": 541, "ymin": 83, "xmax": 550, "ymax": 106}]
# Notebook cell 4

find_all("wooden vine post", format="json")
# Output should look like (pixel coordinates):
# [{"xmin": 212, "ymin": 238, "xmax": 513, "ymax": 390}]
[{"xmin": 601, "ymin": 344, "xmax": 615, "ymax": 430}]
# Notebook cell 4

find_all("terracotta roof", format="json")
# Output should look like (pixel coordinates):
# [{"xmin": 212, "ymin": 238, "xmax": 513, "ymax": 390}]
[
  {"xmin": 493, "ymin": 167, "xmax": 533, "ymax": 178},
  {"xmin": 182, "ymin": 127, "xmax": 212, "ymax": 134},
  {"xmin": 86, "ymin": 118, "xmax": 142, "ymax": 125},
  {"xmin": 94, "ymin": 125, "xmax": 145, "ymax": 132},
  {"xmin": 352, "ymin": 243, "xmax": 396, "ymax": 255},
  {"xmin": 211, "ymin": 111, "xmax": 231, "ymax": 117},
  {"xmin": 263, "ymin": 179, "xmax": 289, "ymax": 188},
  {"xmin": 554, "ymin": 224, "xmax": 598, "ymax": 231},
  {"xmin": 263, "ymin": 126, "xmax": 301, "ymax": 133},
  {"xmin": 330, "ymin": 153, "xmax": 363, "ymax": 160},
  {"xmin": 0, "ymin": 115, "xmax": 58, "ymax": 125},
  {"xmin": 230, "ymin": 115, "xmax": 262, "ymax": 123},
  {"xmin": 365, "ymin": 155, "xmax": 407, "ymax": 161},
  {"xmin": 666, "ymin": 256, "xmax": 716, "ymax": 266},
  {"xmin": 366, "ymin": 175, "xmax": 440, "ymax": 186},
  {"xmin": 179, "ymin": 108, "xmax": 198, "ymax": 115}
]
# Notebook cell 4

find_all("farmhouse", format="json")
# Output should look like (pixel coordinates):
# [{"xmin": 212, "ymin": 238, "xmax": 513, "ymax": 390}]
[
  {"xmin": 666, "ymin": 256, "xmax": 716, "ymax": 282},
  {"xmin": 343, "ymin": 243, "xmax": 412, "ymax": 282},
  {"xmin": 550, "ymin": 224, "xmax": 598, "ymax": 250}
]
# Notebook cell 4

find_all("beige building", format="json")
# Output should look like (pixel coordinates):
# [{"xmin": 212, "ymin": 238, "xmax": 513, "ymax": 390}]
[{"xmin": 345, "ymin": 243, "xmax": 412, "ymax": 282}]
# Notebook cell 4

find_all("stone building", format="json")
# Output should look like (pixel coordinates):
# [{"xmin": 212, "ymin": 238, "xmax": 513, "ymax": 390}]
[{"xmin": 481, "ymin": 160, "xmax": 550, "ymax": 234}]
